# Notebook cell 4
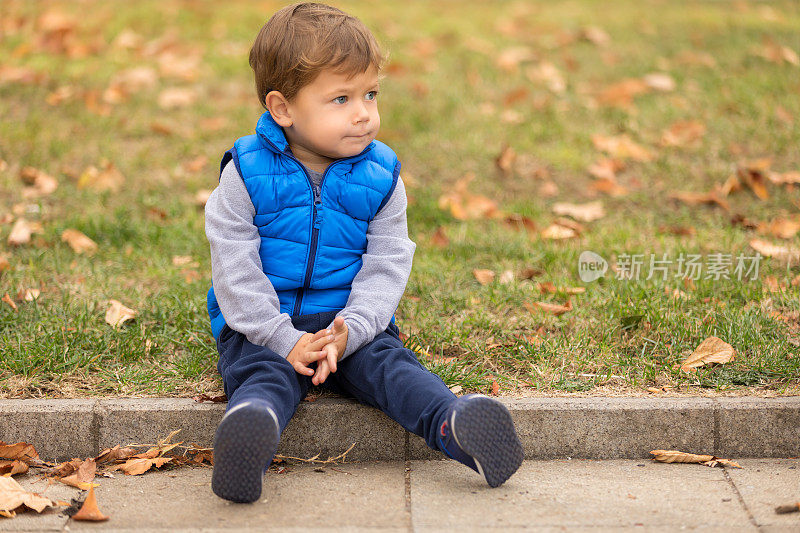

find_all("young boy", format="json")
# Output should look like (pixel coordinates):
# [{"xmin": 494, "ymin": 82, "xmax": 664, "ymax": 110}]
[{"xmin": 204, "ymin": 2, "xmax": 523, "ymax": 503}]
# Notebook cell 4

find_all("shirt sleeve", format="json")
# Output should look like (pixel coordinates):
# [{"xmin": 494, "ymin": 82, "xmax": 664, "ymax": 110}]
[
  {"xmin": 326, "ymin": 176, "xmax": 417, "ymax": 359},
  {"xmin": 204, "ymin": 160, "xmax": 306, "ymax": 358}
]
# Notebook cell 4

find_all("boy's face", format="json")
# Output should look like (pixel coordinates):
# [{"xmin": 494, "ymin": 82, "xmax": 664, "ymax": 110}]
[{"xmin": 282, "ymin": 65, "xmax": 380, "ymax": 169}]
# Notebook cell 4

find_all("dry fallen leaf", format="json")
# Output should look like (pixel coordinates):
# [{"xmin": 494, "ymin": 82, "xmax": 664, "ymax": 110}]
[
  {"xmin": 77, "ymin": 161, "xmax": 125, "ymax": 193},
  {"xmin": 61, "ymin": 229, "xmax": 98, "ymax": 254},
  {"xmin": 669, "ymin": 190, "xmax": 729, "ymax": 211},
  {"xmin": 502, "ymin": 213, "xmax": 536, "ymax": 235},
  {"xmin": 437, "ymin": 173, "xmax": 501, "ymax": 220},
  {"xmin": 737, "ymin": 160, "xmax": 771, "ymax": 200},
  {"xmin": 592, "ymin": 134, "xmax": 653, "ymax": 162},
  {"xmin": 20, "ymin": 167, "xmax": 58, "ymax": 198},
  {"xmin": 2, "ymin": 293, "xmax": 17, "ymax": 311},
  {"xmin": 59, "ymin": 459, "xmax": 97, "ymax": 490},
  {"xmin": 552, "ymin": 201, "xmax": 605, "ymax": 222},
  {"xmin": 112, "ymin": 456, "xmax": 172, "ymax": 476},
  {"xmin": 0, "ymin": 475, "xmax": 55, "ymax": 515},
  {"xmin": 0, "ymin": 254, "xmax": 10, "ymax": 273},
  {"xmin": 95, "ymin": 445, "xmax": 137, "ymax": 465},
  {"xmin": 7, "ymin": 219, "xmax": 33, "ymax": 246},
  {"xmin": 541, "ymin": 223, "xmax": 577, "ymax": 240},
  {"xmin": 430, "ymin": 227, "xmax": 449, "ymax": 248},
  {"xmin": 660, "ymin": 120, "xmax": 706, "ymax": 148},
  {"xmin": 679, "ymin": 336, "xmax": 735, "ymax": 372},
  {"xmin": 642, "ymin": 72, "xmax": 676, "ymax": 92},
  {"xmin": 750, "ymin": 239, "xmax": 800, "ymax": 264},
  {"xmin": 473, "ymin": 269, "xmax": 495, "ymax": 285},
  {"xmin": 105, "ymin": 300, "xmax": 137, "ymax": 328},
  {"xmin": 71, "ymin": 486, "xmax": 109, "ymax": 522},
  {"xmin": 650, "ymin": 449, "xmax": 741, "ymax": 468},
  {"xmin": 495, "ymin": 145, "xmax": 516, "ymax": 177},
  {"xmin": 158, "ymin": 87, "xmax": 197, "ymax": 109},
  {"xmin": 524, "ymin": 300, "xmax": 573, "ymax": 316},
  {"xmin": 759, "ymin": 216, "xmax": 800, "ymax": 240},
  {"xmin": 0, "ymin": 460, "xmax": 29, "ymax": 476}
]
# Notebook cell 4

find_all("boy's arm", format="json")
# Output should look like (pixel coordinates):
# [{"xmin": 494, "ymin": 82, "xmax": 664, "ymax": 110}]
[
  {"xmin": 205, "ymin": 160, "xmax": 306, "ymax": 358},
  {"xmin": 325, "ymin": 176, "xmax": 416, "ymax": 359}
]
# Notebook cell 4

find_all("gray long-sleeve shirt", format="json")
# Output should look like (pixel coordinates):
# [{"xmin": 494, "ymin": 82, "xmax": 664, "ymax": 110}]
[{"xmin": 205, "ymin": 159, "xmax": 416, "ymax": 360}]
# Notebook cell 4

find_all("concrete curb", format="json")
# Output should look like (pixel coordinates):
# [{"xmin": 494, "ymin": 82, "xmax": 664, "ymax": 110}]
[{"xmin": 1, "ymin": 397, "xmax": 798, "ymax": 462}]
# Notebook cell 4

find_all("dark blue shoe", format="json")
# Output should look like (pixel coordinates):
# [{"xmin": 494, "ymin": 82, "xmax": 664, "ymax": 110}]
[
  {"xmin": 437, "ymin": 394, "xmax": 524, "ymax": 488},
  {"xmin": 211, "ymin": 399, "xmax": 280, "ymax": 503}
]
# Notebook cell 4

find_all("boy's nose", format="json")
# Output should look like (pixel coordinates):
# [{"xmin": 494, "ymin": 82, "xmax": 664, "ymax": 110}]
[{"xmin": 352, "ymin": 102, "xmax": 370, "ymax": 124}]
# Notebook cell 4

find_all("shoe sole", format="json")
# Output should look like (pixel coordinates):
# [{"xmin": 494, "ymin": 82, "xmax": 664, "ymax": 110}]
[
  {"xmin": 452, "ymin": 396, "xmax": 524, "ymax": 488},
  {"xmin": 211, "ymin": 402, "xmax": 279, "ymax": 503}
]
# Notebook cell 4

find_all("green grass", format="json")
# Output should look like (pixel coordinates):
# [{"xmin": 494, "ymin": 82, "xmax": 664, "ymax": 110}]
[{"xmin": 0, "ymin": 0, "xmax": 798, "ymax": 398}]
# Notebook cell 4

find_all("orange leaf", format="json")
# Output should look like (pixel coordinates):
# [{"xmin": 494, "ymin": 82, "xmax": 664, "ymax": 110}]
[
  {"xmin": 472, "ymin": 269, "xmax": 495, "ymax": 285},
  {"xmin": 592, "ymin": 134, "xmax": 653, "ymax": 161},
  {"xmin": 524, "ymin": 300, "xmax": 573, "ymax": 316},
  {"xmin": 0, "ymin": 475, "xmax": 55, "ymax": 514},
  {"xmin": 669, "ymin": 190, "xmax": 729, "ymax": 211},
  {"xmin": 71, "ymin": 486, "xmax": 108, "ymax": 522},
  {"xmin": 679, "ymin": 336, "xmax": 735, "ymax": 372},
  {"xmin": 491, "ymin": 381, "xmax": 500, "ymax": 395},
  {"xmin": 77, "ymin": 161, "xmax": 125, "ymax": 193},
  {"xmin": 0, "ymin": 442, "xmax": 39, "ymax": 462},
  {"xmin": 1, "ymin": 294, "xmax": 17, "ymax": 311},
  {"xmin": 61, "ymin": 229, "xmax": 98, "ymax": 254},
  {"xmin": 0, "ymin": 460, "xmax": 29, "ymax": 476},
  {"xmin": 430, "ymin": 227, "xmax": 450, "ymax": 248},
  {"xmin": 7, "ymin": 219, "xmax": 33, "ymax": 246},
  {"xmin": 105, "ymin": 300, "xmax": 137, "ymax": 328}
]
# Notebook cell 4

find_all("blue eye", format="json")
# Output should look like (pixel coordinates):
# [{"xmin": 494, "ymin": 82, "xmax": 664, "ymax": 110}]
[
  {"xmin": 333, "ymin": 96, "xmax": 347, "ymax": 104},
  {"xmin": 366, "ymin": 90, "xmax": 378, "ymax": 101}
]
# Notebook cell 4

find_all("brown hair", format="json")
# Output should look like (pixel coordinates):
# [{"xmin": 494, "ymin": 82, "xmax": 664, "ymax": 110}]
[{"xmin": 249, "ymin": 2, "xmax": 385, "ymax": 107}]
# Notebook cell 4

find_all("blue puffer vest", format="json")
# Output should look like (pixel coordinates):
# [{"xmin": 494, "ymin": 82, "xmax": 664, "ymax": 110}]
[{"xmin": 207, "ymin": 111, "xmax": 401, "ymax": 341}]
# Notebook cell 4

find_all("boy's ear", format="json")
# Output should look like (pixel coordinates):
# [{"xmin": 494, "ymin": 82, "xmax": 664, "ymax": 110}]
[{"xmin": 265, "ymin": 90, "xmax": 293, "ymax": 127}]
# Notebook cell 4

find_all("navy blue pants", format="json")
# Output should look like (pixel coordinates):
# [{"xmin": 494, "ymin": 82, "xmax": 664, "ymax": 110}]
[{"xmin": 216, "ymin": 310, "xmax": 457, "ymax": 452}]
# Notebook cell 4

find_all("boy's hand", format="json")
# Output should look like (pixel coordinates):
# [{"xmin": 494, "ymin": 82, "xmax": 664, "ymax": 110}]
[
  {"xmin": 311, "ymin": 317, "xmax": 348, "ymax": 385},
  {"xmin": 287, "ymin": 329, "xmax": 335, "ymax": 377}
]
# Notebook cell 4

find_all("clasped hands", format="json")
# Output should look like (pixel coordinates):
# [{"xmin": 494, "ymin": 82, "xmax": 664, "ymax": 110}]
[{"xmin": 286, "ymin": 316, "xmax": 348, "ymax": 385}]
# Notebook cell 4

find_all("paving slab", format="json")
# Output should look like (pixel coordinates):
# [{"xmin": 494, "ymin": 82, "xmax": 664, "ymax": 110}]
[
  {"xmin": 63, "ymin": 462, "xmax": 407, "ymax": 532},
  {"xmin": 727, "ymin": 458, "xmax": 800, "ymax": 532},
  {"xmin": 279, "ymin": 398, "xmax": 407, "ymax": 461},
  {"xmin": 409, "ymin": 459, "xmax": 756, "ymax": 531},
  {"xmin": 97, "ymin": 398, "xmax": 223, "ymax": 451},
  {"xmin": 717, "ymin": 397, "xmax": 800, "ymax": 457},
  {"xmin": 0, "ymin": 399, "xmax": 98, "ymax": 461}
]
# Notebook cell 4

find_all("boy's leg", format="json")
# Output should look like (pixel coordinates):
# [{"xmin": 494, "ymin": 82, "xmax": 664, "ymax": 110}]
[
  {"xmin": 212, "ymin": 312, "xmax": 335, "ymax": 503},
  {"xmin": 330, "ymin": 322, "xmax": 523, "ymax": 487}
]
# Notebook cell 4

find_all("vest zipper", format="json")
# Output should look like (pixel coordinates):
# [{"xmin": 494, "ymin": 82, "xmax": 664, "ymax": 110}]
[{"xmin": 257, "ymin": 133, "xmax": 373, "ymax": 316}]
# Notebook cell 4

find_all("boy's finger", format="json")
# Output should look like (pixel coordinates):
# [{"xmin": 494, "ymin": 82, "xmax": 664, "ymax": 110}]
[
  {"xmin": 308, "ymin": 333, "xmax": 335, "ymax": 350},
  {"xmin": 313, "ymin": 360, "xmax": 330, "ymax": 385},
  {"xmin": 333, "ymin": 316, "xmax": 346, "ymax": 333},
  {"xmin": 325, "ymin": 344, "xmax": 338, "ymax": 373},
  {"xmin": 311, "ymin": 328, "xmax": 330, "ymax": 341},
  {"xmin": 302, "ymin": 349, "xmax": 328, "ymax": 364},
  {"xmin": 291, "ymin": 360, "xmax": 314, "ymax": 376}
]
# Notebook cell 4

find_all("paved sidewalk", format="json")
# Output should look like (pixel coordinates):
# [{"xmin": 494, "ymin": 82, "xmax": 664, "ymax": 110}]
[{"xmin": 4, "ymin": 458, "xmax": 798, "ymax": 532}]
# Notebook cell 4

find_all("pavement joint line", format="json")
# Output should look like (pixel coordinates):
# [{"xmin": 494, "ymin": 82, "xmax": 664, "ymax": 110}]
[
  {"xmin": 90, "ymin": 398, "xmax": 102, "ymax": 457},
  {"xmin": 403, "ymin": 431, "xmax": 412, "ymax": 533},
  {"xmin": 712, "ymin": 397, "xmax": 721, "ymax": 456},
  {"xmin": 722, "ymin": 466, "xmax": 760, "ymax": 530}
]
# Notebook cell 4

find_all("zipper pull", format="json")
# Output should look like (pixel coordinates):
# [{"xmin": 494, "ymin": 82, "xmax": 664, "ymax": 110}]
[
  {"xmin": 312, "ymin": 184, "xmax": 321, "ymax": 204},
  {"xmin": 313, "ymin": 208, "xmax": 322, "ymax": 229}
]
